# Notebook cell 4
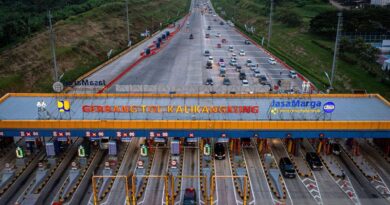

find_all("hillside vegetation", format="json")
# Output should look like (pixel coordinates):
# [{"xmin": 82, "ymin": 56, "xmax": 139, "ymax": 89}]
[
  {"xmin": 0, "ymin": 0, "xmax": 190, "ymax": 95},
  {"xmin": 212, "ymin": 0, "xmax": 390, "ymax": 99}
]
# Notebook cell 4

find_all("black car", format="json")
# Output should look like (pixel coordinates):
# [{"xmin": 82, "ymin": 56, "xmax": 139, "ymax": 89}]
[
  {"xmin": 223, "ymin": 78, "xmax": 231, "ymax": 86},
  {"xmin": 206, "ymin": 61, "xmax": 212, "ymax": 69},
  {"xmin": 239, "ymin": 72, "xmax": 246, "ymax": 80},
  {"xmin": 214, "ymin": 142, "xmax": 225, "ymax": 159},
  {"xmin": 207, "ymin": 26, "xmax": 211, "ymax": 30},
  {"xmin": 235, "ymin": 64, "xmax": 242, "ymax": 72},
  {"xmin": 189, "ymin": 34, "xmax": 194, "ymax": 39},
  {"xmin": 220, "ymin": 21, "xmax": 224, "ymax": 25},
  {"xmin": 259, "ymin": 75, "xmax": 268, "ymax": 85},
  {"xmin": 244, "ymin": 40, "xmax": 251, "ymax": 45},
  {"xmin": 306, "ymin": 152, "xmax": 323, "ymax": 170},
  {"xmin": 205, "ymin": 78, "xmax": 213, "ymax": 85},
  {"xmin": 279, "ymin": 157, "xmax": 296, "ymax": 178},
  {"xmin": 183, "ymin": 188, "xmax": 197, "ymax": 205}
]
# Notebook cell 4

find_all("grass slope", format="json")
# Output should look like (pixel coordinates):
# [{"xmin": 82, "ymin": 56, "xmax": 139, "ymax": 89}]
[
  {"xmin": 0, "ymin": 0, "xmax": 190, "ymax": 95},
  {"xmin": 212, "ymin": 0, "xmax": 390, "ymax": 99}
]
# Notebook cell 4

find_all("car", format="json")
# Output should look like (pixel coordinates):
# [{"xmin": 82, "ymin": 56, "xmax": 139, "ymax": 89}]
[
  {"xmin": 229, "ymin": 59, "xmax": 237, "ymax": 66},
  {"xmin": 242, "ymin": 79, "xmax": 249, "ymax": 86},
  {"xmin": 223, "ymin": 78, "xmax": 231, "ymax": 86},
  {"xmin": 204, "ymin": 50, "xmax": 210, "ymax": 56},
  {"xmin": 205, "ymin": 33, "xmax": 210, "ymax": 38},
  {"xmin": 214, "ymin": 18, "xmax": 217, "ymax": 21},
  {"xmin": 306, "ymin": 152, "xmax": 323, "ymax": 170},
  {"xmin": 214, "ymin": 142, "xmax": 226, "ymax": 159},
  {"xmin": 244, "ymin": 40, "xmax": 251, "ymax": 45},
  {"xmin": 206, "ymin": 61, "xmax": 212, "ymax": 69},
  {"xmin": 246, "ymin": 59, "xmax": 252, "ymax": 66},
  {"xmin": 216, "ymin": 33, "xmax": 221, "ymax": 37},
  {"xmin": 219, "ymin": 62, "xmax": 225, "ymax": 67},
  {"xmin": 332, "ymin": 143, "xmax": 341, "ymax": 155},
  {"xmin": 248, "ymin": 63, "xmax": 257, "ymax": 70},
  {"xmin": 183, "ymin": 188, "xmax": 197, "ymax": 205},
  {"xmin": 239, "ymin": 71, "xmax": 246, "ymax": 80},
  {"xmin": 239, "ymin": 50, "xmax": 246, "ymax": 56},
  {"xmin": 219, "ymin": 69, "xmax": 226, "ymax": 77},
  {"xmin": 259, "ymin": 75, "xmax": 268, "ymax": 85},
  {"xmin": 189, "ymin": 34, "xmax": 194, "ymax": 39},
  {"xmin": 279, "ymin": 157, "xmax": 296, "ymax": 178},
  {"xmin": 289, "ymin": 70, "xmax": 297, "ymax": 79},
  {"xmin": 205, "ymin": 78, "xmax": 214, "ymax": 85},
  {"xmin": 236, "ymin": 65, "xmax": 242, "ymax": 72},
  {"xmin": 232, "ymin": 53, "xmax": 237, "ymax": 58},
  {"xmin": 268, "ymin": 58, "xmax": 276, "ymax": 65},
  {"xmin": 213, "ymin": 14, "xmax": 217, "ymax": 17},
  {"xmin": 208, "ymin": 56, "xmax": 214, "ymax": 63},
  {"xmin": 254, "ymin": 69, "xmax": 261, "ymax": 77},
  {"xmin": 241, "ymin": 138, "xmax": 251, "ymax": 146},
  {"xmin": 207, "ymin": 26, "xmax": 211, "ymax": 30},
  {"xmin": 220, "ymin": 21, "xmax": 224, "ymax": 25},
  {"xmin": 228, "ymin": 45, "xmax": 234, "ymax": 52},
  {"xmin": 221, "ymin": 39, "xmax": 227, "ymax": 43}
]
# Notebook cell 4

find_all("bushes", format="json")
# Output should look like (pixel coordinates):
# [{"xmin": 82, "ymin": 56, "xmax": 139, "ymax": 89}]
[{"xmin": 276, "ymin": 9, "xmax": 303, "ymax": 27}]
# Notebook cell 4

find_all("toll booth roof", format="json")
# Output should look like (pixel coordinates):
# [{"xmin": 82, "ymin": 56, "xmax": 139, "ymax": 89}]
[{"xmin": 0, "ymin": 93, "xmax": 389, "ymax": 121}]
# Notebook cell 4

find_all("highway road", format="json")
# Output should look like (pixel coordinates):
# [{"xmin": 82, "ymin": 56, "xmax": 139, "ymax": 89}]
[
  {"xmin": 138, "ymin": 148, "xmax": 169, "ymax": 205},
  {"xmin": 175, "ymin": 147, "xmax": 201, "ymax": 205},
  {"xmin": 103, "ymin": 138, "xmax": 140, "ymax": 205},
  {"xmin": 300, "ymin": 140, "xmax": 354, "ymax": 205},
  {"xmin": 213, "ymin": 149, "xmax": 239, "ymax": 205},
  {"xmin": 270, "ymin": 139, "xmax": 316, "ymax": 205},
  {"xmin": 243, "ymin": 147, "xmax": 273, "ymax": 205}
]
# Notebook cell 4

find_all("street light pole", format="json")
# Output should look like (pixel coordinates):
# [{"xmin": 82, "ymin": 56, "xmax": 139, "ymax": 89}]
[
  {"xmin": 48, "ymin": 10, "xmax": 59, "ymax": 82},
  {"xmin": 267, "ymin": 0, "xmax": 274, "ymax": 48},
  {"xmin": 125, "ymin": 0, "xmax": 131, "ymax": 46},
  {"xmin": 330, "ymin": 12, "xmax": 343, "ymax": 89}
]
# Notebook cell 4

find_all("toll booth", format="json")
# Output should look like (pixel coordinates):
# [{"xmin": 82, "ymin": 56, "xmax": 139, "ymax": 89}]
[
  {"xmin": 171, "ymin": 140, "xmax": 180, "ymax": 155},
  {"xmin": 154, "ymin": 137, "xmax": 167, "ymax": 146},
  {"xmin": 108, "ymin": 140, "xmax": 117, "ymax": 156}
]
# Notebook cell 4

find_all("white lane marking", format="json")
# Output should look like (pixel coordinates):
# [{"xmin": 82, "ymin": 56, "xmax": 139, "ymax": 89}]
[
  {"xmin": 226, "ymin": 150, "xmax": 242, "ymax": 205},
  {"xmin": 137, "ymin": 148, "xmax": 158, "ymax": 205}
]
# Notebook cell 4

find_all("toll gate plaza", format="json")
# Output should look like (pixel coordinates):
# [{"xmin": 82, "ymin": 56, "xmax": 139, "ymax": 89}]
[
  {"xmin": 0, "ymin": 93, "xmax": 389, "ymax": 138},
  {"xmin": 1, "ymin": 93, "xmax": 390, "ymax": 205}
]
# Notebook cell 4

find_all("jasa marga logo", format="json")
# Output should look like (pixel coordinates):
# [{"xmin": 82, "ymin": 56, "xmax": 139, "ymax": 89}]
[
  {"xmin": 57, "ymin": 100, "xmax": 70, "ymax": 112},
  {"xmin": 270, "ymin": 99, "xmax": 335, "ymax": 114}
]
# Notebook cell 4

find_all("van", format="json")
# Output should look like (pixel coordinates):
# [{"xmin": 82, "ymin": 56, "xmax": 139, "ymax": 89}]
[
  {"xmin": 279, "ymin": 157, "xmax": 296, "ymax": 178},
  {"xmin": 214, "ymin": 143, "xmax": 225, "ymax": 159}
]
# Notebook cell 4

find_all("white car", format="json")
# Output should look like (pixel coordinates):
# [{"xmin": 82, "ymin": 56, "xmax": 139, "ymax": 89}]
[
  {"xmin": 228, "ymin": 45, "xmax": 234, "ymax": 52},
  {"xmin": 289, "ymin": 70, "xmax": 297, "ymax": 78},
  {"xmin": 208, "ymin": 56, "xmax": 214, "ymax": 63},
  {"xmin": 213, "ymin": 14, "xmax": 217, "ymax": 17},
  {"xmin": 232, "ymin": 53, "xmax": 237, "ymax": 57},
  {"xmin": 268, "ymin": 58, "xmax": 277, "ymax": 65},
  {"xmin": 239, "ymin": 50, "xmax": 246, "ymax": 56},
  {"xmin": 242, "ymin": 79, "xmax": 249, "ymax": 86},
  {"xmin": 229, "ymin": 59, "xmax": 237, "ymax": 66},
  {"xmin": 254, "ymin": 69, "xmax": 261, "ymax": 78},
  {"xmin": 216, "ymin": 33, "xmax": 221, "ymax": 37}
]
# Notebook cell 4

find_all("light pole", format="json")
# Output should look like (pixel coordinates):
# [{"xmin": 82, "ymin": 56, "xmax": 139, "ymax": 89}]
[
  {"xmin": 330, "ymin": 12, "xmax": 343, "ymax": 90},
  {"xmin": 267, "ymin": 0, "xmax": 274, "ymax": 48},
  {"xmin": 125, "ymin": 0, "xmax": 131, "ymax": 47},
  {"xmin": 324, "ymin": 71, "xmax": 332, "ymax": 93}
]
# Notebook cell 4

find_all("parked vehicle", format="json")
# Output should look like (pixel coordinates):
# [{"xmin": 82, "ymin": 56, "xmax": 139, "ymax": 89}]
[
  {"xmin": 205, "ymin": 33, "xmax": 210, "ymax": 38},
  {"xmin": 239, "ymin": 49, "xmax": 246, "ymax": 56},
  {"xmin": 279, "ymin": 157, "xmax": 296, "ymax": 178},
  {"xmin": 242, "ymin": 79, "xmax": 249, "ymax": 86},
  {"xmin": 204, "ymin": 50, "xmax": 210, "ymax": 56},
  {"xmin": 207, "ymin": 26, "xmax": 211, "ymax": 30},
  {"xmin": 254, "ymin": 69, "xmax": 261, "ymax": 78},
  {"xmin": 219, "ymin": 69, "xmax": 226, "ymax": 77},
  {"xmin": 306, "ymin": 152, "xmax": 323, "ymax": 170},
  {"xmin": 189, "ymin": 34, "xmax": 194, "ymax": 39},
  {"xmin": 229, "ymin": 59, "xmax": 237, "ymax": 66},
  {"xmin": 244, "ymin": 40, "xmax": 251, "ymax": 45},
  {"xmin": 228, "ymin": 45, "xmax": 234, "ymax": 52},
  {"xmin": 214, "ymin": 142, "xmax": 226, "ymax": 159},
  {"xmin": 235, "ymin": 65, "xmax": 242, "ymax": 72},
  {"xmin": 246, "ymin": 59, "xmax": 252, "ymax": 66}
]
